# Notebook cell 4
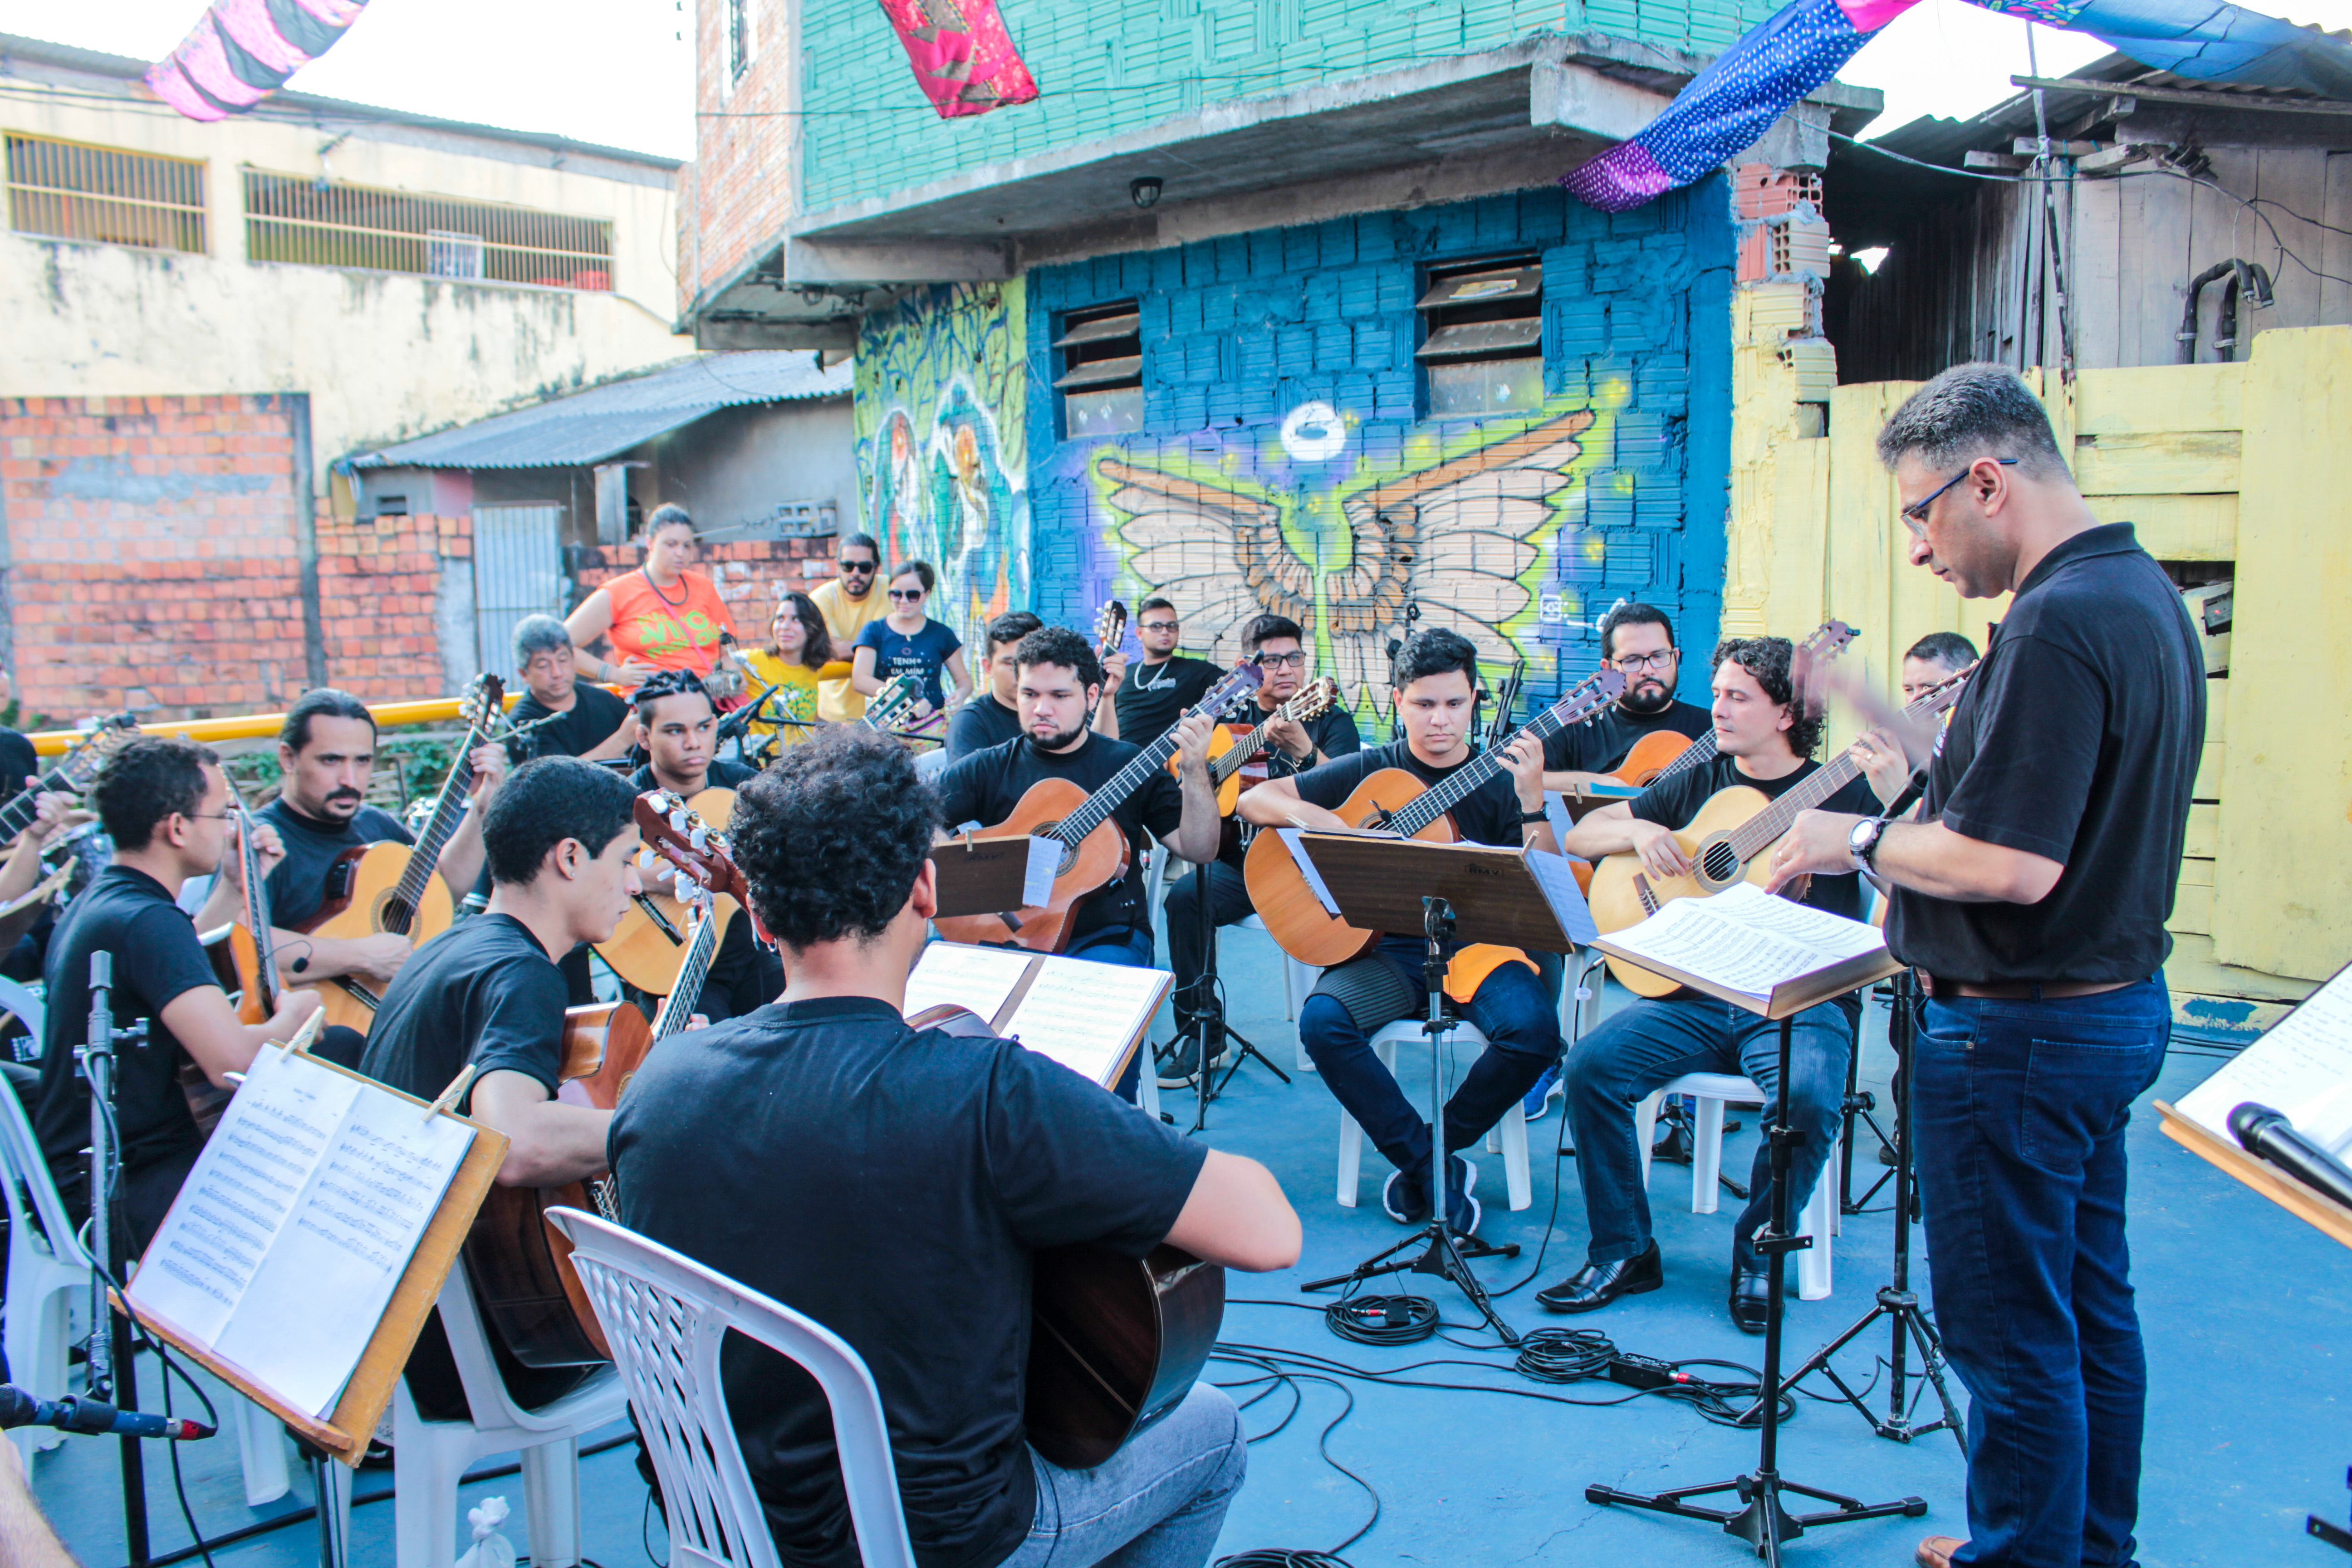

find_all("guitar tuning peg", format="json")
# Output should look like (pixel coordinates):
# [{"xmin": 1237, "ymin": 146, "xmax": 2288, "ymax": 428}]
[
  {"xmin": 688, "ymin": 826, "xmax": 709, "ymax": 850},
  {"xmin": 637, "ymin": 848, "xmax": 657, "ymax": 869},
  {"xmin": 668, "ymin": 809, "xmax": 689, "ymax": 832}
]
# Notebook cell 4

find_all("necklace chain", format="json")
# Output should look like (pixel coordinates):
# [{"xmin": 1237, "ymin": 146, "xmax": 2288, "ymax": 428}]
[{"xmin": 643, "ymin": 566, "xmax": 689, "ymax": 608}]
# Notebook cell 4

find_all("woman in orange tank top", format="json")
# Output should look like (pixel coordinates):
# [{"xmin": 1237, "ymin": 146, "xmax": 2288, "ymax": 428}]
[{"xmin": 564, "ymin": 505, "xmax": 740, "ymax": 686}]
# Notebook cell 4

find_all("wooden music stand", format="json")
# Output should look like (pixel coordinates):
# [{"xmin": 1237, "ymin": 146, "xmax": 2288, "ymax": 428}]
[
  {"xmin": 2156, "ymin": 1102, "xmax": 2352, "ymax": 1250},
  {"xmin": 1292, "ymin": 833, "xmax": 1590, "ymax": 956},
  {"xmin": 929, "ymin": 834, "xmax": 1054, "ymax": 919}
]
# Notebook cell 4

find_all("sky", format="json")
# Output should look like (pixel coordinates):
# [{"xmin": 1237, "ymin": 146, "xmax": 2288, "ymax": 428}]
[{"xmin": 0, "ymin": 0, "xmax": 2347, "ymax": 160}]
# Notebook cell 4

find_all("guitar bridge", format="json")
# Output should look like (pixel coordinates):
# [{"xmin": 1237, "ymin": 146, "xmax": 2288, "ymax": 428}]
[{"xmin": 1633, "ymin": 871, "xmax": 1659, "ymax": 917}]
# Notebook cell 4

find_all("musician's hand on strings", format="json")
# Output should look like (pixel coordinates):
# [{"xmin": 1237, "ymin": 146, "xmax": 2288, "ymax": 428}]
[
  {"xmin": 20, "ymin": 790, "xmax": 89, "ymax": 847},
  {"xmin": 1099, "ymin": 647, "xmax": 1127, "ymax": 696},
  {"xmin": 468, "ymin": 743, "xmax": 510, "ymax": 803},
  {"xmin": 1500, "ymin": 732, "xmax": 1548, "ymax": 812},
  {"xmin": 271, "ymin": 985, "xmax": 324, "ymax": 1035},
  {"xmin": 1627, "ymin": 818, "xmax": 1692, "ymax": 881},
  {"xmin": 1172, "ymin": 710, "xmax": 1215, "ymax": 780},
  {"xmin": 1766, "ymin": 809, "xmax": 1868, "ymax": 896},
  {"xmin": 1848, "ymin": 728, "xmax": 1911, "ymax": 808},
  {"xmin": 1265, "ymin": 714, "xmax": 1313, "ymax": 764}
]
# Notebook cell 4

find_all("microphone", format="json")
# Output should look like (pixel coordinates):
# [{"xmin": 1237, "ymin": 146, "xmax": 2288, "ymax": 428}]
[
  {"xmin": 2230, "ymin": 1102, "xmax": 2352, "ymax": 1212},
  {"xmin": 0, "ymin": 1386, "xmax": 214, "ymax": 1441}
]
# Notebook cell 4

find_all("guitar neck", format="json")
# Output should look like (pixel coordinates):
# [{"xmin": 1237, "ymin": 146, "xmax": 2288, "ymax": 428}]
[
  {"xmin": 648, "ymin": 911, "xmax": 720, "ymax": 1040},
  {"xmin": 1392, "ymin": 697, "xmax": 1574, "ymax": 835},
  {"xmin": 1646, "ymin": 727, "xmax": 1719, "ymax": 785},
  {"xmin": 1056, "ymin": 727, "xmax": 1186, "ymax": 848},
  {"xmin": 1210, "ymin": 714, "xmax": 1281, "ymax": 785},
  {"xmin": 389, "ymin": 734, "xmax": 484, "ymax": 928},
  {"xmin": 0, "ymin": 758, "xmax": 91, "ymax": 841}
]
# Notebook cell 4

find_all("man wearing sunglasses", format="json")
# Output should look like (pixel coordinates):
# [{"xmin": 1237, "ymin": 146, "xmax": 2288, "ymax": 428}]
[
  {"xmin": 1764, "ymin": 365, "xmax": 2204, "ymax": 1568},
  {"xmin": 1539, "ymin": 602, "xmax": 1713, "ymax": 795},
  {"xmin": 811, "ymin": 533, "xmax": 891, "ymax": 724},
  {"xmin": 1102, "ymin": 597, "xmax": 1220, "ymax": 744}
]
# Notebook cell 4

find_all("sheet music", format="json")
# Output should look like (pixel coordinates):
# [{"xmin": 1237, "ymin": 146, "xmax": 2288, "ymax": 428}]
[
  {"xmin": 1001, "ymin": 958, "xmax": 1170, "ymax": 1086},
  {"xmin": 904, "ymin": 941, "xmax": 1033, "ymax": 1024},
  {"xmin": 1023, "ymin": 837, "xmax": 1059, "ymax": 907},
  {"xmin": 1277, "ymin": 829, "xmax": 1343, "ymax": 916},
  {"xmin": 1525, "ymin": 851, "xmax": 1601, "ymax": 946},
  {"xmin": 1603, "ymin": 883, "xmax": 1885, "ymax": 1002},
  {"xmin": 2178, "ymin": 964, "xmax": 2352, "ymax": 1156}
]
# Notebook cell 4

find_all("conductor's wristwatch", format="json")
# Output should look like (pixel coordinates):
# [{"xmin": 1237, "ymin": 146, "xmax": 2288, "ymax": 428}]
[{"xmin": 1847, "ymin": 817, "xmax": 1886, "ymax": 873}]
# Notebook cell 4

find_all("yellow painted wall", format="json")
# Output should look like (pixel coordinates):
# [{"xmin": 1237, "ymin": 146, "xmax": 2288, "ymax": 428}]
[
  {"xmin": 1, "ymin": 82, "xmax": 695, "ymax": 481},
  {"xmin": 1728, "ymin": 324, "xmax": 2352, "ymax": 1021}
]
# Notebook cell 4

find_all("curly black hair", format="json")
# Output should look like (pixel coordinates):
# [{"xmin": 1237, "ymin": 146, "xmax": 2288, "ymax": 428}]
[
  {"xmin": 96, "ymin": 736, "xmax": 217, "ymax": 851},
  {"xmin": 731, "ymin": 728, "xmax": 939, "ymax": 950},
  {"xmin": 1711, "ymin": 636, "xmax": 1822, "ymax": 758},
  {"xmin": 1013, "ymin": 625, "xmax": 1103, "ymax": 690},
  {"xmin": 483, "ymin": 756, "xmax": 638, "ymax": 886}
]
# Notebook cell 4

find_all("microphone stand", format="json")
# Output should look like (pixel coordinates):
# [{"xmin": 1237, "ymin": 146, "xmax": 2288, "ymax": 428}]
[{"xmin": 80, "ymin": 953, "xmax": 154, "ymax": 1568}]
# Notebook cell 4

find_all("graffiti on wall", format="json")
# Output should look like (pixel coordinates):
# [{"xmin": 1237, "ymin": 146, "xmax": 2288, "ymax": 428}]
[
  {"xmin": 1070, "ymin": 390, "xmax": 1632, "ymax": 717},
  {"xmin": 853, "ymin": 281, "xmax": 1030, "ymax": 644}
]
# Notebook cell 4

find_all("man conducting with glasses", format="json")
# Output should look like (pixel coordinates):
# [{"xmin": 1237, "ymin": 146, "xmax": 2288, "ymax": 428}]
[
  {"xmin": 1767, "ymin": 364, "xmax": 2203, "ymax": 1568},
  {"xmin": 810, "ymin": 533, "xmax": 890, "ymax": 724}
]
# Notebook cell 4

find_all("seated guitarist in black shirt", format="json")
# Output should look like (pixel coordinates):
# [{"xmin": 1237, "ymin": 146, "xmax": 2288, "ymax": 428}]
[
  {"xmin": 358, "ymin": 755, "xmax": 644, "ymax": 1420},
  {"xmin": 1543, "ymin": 637, "xmax": 1877, "ymax": 1332},
  {"xmin": 1539, "ymin": 602, "xmax": 1712, "ymax": 796},
  {"xmin": 611, "ymin": 728, "xmax": 1299, "ymax": 1568},
  {"xmin": 32, "ymin": 738, "xmax": 321, "ymax": 1252},
  {"xmin": 508, "ymin": 615, "xmax": 637, "ymax": 764}
]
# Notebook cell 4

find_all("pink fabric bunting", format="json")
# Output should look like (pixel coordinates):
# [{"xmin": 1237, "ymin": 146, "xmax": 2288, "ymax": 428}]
[
  {"xmin": 145, "ymin": 0, "xmax": 369, "ymax": 122},
  {"xmin": 878, "ymin": 0, "xmax": 1040, "ymax": 119}
]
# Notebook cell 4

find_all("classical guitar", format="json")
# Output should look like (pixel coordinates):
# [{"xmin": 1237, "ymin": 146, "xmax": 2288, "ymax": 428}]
[
  {"xmin": 593, "ymin": 776, "xmax": 742, "ymax": 996},
  {"xmin": 911, "ymin": 1002, "xmax": 1224, "ymax": 1469},
  {"xmin": 1244, "ymin": 669, "xmax": 1626, "ymax": 974},
  {"xmin": 933, "ymin": 662, "xmax": 1264, "ymax": 954},
  {"xmin": 1095, "ymin": 598, "xmax": 1129, "ymax": 668},
  {"xmin": 469, "ymin": 789, "xmax": 743, "ymax": 1367},
  {"xmin": 190, "ymin": 789, "xmax": 280, "ymax": 1137},
  {"xmin": 0, "ymin": 713, "xmax": 137, "ymax": 832},
  {"xmin": 1172, "ymin": 676, "xmax": 1342, "ymax": 817},
  {"xmin": 1588, "ymin": 655, "xmax": 1970, "ymax": 999},
  {"xmin": 301, "ymin": 675, "xmax": 505, "ymax": 1032}
]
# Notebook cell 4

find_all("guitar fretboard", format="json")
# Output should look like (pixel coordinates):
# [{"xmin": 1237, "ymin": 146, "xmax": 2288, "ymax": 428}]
[
  {"xmin": 1051, "ymin": 676, "xmax": 1254, "ymax": 848},
  {"xmin": 648, "ymin": 911, "xmax": 720, "ymax": 1040},
  {"xmin": 1389, "ymin": 676, "xmax": 1613, "ymax": 837},
  {"xmin": 390, "ymin": 724, "xmax": 490, "ymax": 928}
]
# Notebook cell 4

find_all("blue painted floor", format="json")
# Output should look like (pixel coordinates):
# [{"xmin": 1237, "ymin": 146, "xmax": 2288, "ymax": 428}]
[{"xmin": 29, "ymin": 919, "xmax": 2351, "ymax": 1568}]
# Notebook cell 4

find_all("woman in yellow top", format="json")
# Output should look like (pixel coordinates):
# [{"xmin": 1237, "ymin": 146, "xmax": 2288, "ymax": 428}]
[
  {"xmin": 564, "ymin": 505, "xmax": 740, "ymax": 685},
  {"xmin": 739, "ymin": 593, "xmax": 834, "ymax": 752}
]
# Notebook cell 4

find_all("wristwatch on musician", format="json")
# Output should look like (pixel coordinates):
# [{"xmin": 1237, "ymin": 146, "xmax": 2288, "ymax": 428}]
[{"xmin": 1848, "ymin": 816, "xmax": 1886, "ymax": 873}]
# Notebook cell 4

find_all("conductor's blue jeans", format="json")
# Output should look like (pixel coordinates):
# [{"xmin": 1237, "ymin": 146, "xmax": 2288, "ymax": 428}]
[{"xmin": 1912, "ymin": 978, "xmax": 2168, "ymax": 1568}]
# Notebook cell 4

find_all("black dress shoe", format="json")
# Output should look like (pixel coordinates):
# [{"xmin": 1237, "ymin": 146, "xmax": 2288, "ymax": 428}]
[
  {"xmin": 1730, "ymin": 1268, "xmax": 1775, "ymax": 1334},
  {"xmin": 1536, "ymin": 1241, "xmax": 1663, "ymax": 1313}
]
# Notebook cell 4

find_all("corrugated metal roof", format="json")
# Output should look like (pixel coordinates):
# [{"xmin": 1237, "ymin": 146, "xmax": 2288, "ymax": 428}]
[{"xmin": 346, "ymin": 353, "xmax": 853, "ymax": 470}]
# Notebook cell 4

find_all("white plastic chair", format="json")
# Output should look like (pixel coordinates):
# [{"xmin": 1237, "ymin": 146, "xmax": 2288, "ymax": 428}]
[
  {"xmin": 331, "ymin": 1261, "xmax": 629, "ymax": 1568},
  {"xmin": 545, "ymin": 1206, "xmax": 918, "ymax": 1568},
  {"xmin": 0, "ymin": 977, "xmax": 45, "ymax": 1059},
  {"xmin": 0, "ymin": 1069, "xmax": 293, "ymax": 1499},
  {"xmin": 1633, "ymin": 1073, "xmax": 1839, "ymax": 1301},
  {"xmin": 1336, "ymin": 1019, "xmax": 1532, "ymax": 1213}
]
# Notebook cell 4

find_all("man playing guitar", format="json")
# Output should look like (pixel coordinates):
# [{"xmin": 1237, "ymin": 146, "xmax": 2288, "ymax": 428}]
[
  {"xmin": 1160, "ymin": 612, "xmax": 1361, "ymax": 1087},
  {"xmin": 932, "ymin": 626, "xmax": 1223, "ymax": 1100},
  {"xmin": 1236, "ymin": 628, "xmax": 1562, "ymax": 1236},
  {"xmin": 610, "ymin": 728, "xmax": 1299, "ymax": 1568},
  {"xmin": 357, "ymin": 756, "xmax": 643, "ymax": 1422},
  {"xmin": 1539, "ymin": 603, "xmax": 1712, "ymax": 795},
  {"xmin": 260, "ymin": 689, "xmax": 507, "ymax": 996},
  {"xmin": 1542, "ymin": 636, "xmax": 1878, "ymax": 1331}
]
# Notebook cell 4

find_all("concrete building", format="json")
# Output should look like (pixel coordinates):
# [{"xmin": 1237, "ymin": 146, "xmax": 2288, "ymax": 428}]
[{"xmin": 0, "ymin": 34, "xmax": 696, "ymax": 719}]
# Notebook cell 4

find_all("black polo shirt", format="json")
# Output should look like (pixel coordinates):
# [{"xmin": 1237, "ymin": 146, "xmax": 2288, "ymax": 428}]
[
  {"xmin": 944, "ymin": 694, "xmax": 1023, "ymax": 761},
  {"xmin": 257, "ymin": 799, "xmax": 413, "ymax": 928},
  {"xmin": 1542, "ymin": 699, "xmax": 1713, "ymax": 775},
  {"xmin": 508, "ymin": 684, "xmax": 632, "ymax": 762},
  {"xmin": 1889, "ymin": 523, "xmax": 2204, "ymax": 984},
  {"xmin": 1631, "ymin": 753, "xmax": 1878, "ymax": 922},
  {"xmin": 932, "ymin": 735, "xmax": 1184, "ymax": 944},
  {"xmin": 609, "ymin": 997, "xmax": 1205, "ymax": 1568},
  {"xmin": 1113, "ymin": 656, "xmax": 1220, "ymax": 743}
]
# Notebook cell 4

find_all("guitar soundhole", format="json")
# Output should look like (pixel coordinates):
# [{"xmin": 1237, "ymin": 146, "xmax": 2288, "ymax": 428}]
[
  {"xmin": 376, "ymin": 893, "xmax": 414, "ymax": 933},
  {"xmin": 1700, "ymin": 841, "xmax": 1740, "ymax": 884},
  {"xmin": 1037, "ymin": 823, "xmax": 1078, "ymax": 879}
]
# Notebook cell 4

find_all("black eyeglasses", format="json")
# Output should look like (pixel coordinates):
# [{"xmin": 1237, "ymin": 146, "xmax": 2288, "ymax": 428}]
[
  {"xmin": 1255, "ymin": 651, "xmax": 1307, "ymax": 668},
  {"xmin": 1612, "ymin": 650, "xmax": 1677, "ymax": 673},
  {"xmin": 1902, "ymin": 458, "xmax": 2017, "ymax": 534},
  {"xmin": 887, "ymin": 588, "xmax": 925, "ymax": 601},
  {"xmin": 1139, "ymin": 620, "xmax": 1180, "ymax": 633}
]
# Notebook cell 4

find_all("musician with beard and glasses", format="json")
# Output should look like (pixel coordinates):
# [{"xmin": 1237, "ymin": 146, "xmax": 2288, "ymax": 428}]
[
  {"xmin": 1539, "ymin": 603, "xmax": 1713, "ymax": 794},
  {"xmin": 610, "ymin": 727, "xmax": 1298, "ymax": 1568},
  {"xmin": 931, "ymin": 625, "xmax": 1223, "ymax": 1102}
]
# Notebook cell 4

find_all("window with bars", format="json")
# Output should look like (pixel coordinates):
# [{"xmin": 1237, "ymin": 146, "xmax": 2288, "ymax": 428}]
[
  {"xmin": 1416, "ymin": 254, "xmax": 1544, "ymax": 416},
  {"xmin": 243, "ymin": 171, "xmax": 614, "ymax": 289},
  {"xmin": 728, "ymin": 0, "xmax": 755, "ymax": 82},
  {"xmin": 5, "ymin": 134, "xmax": 207, "ymax": 254}
]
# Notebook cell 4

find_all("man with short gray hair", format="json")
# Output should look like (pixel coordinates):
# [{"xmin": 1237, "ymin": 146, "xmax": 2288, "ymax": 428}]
[
  {"xmin": 509, "ymin": 613, "xmax": 636, "ymax": 763},
  {"xmin": 1767, "ymin": 362, "xmax": 2204, "ymax": 1568}
]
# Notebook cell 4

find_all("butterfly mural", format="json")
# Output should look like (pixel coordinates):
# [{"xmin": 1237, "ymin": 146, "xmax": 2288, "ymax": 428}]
[{"xmin": 1095, "ymin": 407, "xmax": 1601, "ymax": 711}]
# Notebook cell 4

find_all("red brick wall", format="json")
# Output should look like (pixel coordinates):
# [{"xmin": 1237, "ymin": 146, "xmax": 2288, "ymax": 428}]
[
  {"xmin": 316, "ymin": 510, "xmax": 464, "ymax": 701},
  {"xmin": 575, "ymin": 536, "xmax": 838, "ymax": 648},
  {"xmin": 681, "ymin": 0, "xmax": 793, "ymax": 314}
]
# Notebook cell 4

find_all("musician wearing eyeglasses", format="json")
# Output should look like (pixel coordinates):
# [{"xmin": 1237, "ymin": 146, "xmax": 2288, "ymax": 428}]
[
  {"xmin": 1100, "ymin": 597, "xmax": 1219, "ymax": 743},
  {"xmin": 609, "ymin": 728, "xmax": 1298, "ymax": 1568},
  {"xmin": 1539, "ymin": 603, "xmax": 1712, "ymax": 795}
]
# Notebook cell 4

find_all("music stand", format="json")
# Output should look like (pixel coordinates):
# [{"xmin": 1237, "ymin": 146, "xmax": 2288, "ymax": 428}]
[
  {"xmin": 1290, "ymin": 834, "xmax": 1585, "ymax": 1344},
  {"xmin": 929, "ymin": 834, "xmax": 1055, "ymax": 920},
  {"xmin": 1580, "ymin": 951, "xmax": 1926, "ymax": 1566},
  {"xmin": 1169, "ymin": 854, "xmax": 1289, "ymax": 1134}
]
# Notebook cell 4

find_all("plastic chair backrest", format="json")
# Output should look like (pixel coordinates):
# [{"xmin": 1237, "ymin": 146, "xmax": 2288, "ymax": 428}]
[
  {"xmin": 0, "ymin": 978, "xmax": 47, "ymax": 1060},
  {"xmin": 544, "ymin": 1208, "xmax": 916, "ymax": 1568},
  {"xmin": 0, "ymin": 1054, "xmax": 86, "ymax": 1267}
]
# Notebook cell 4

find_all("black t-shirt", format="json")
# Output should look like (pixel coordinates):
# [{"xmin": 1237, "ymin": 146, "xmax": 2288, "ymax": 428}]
[
  {"xmin": 1631, "ymin": 753, "xmax": 1877, "ymax": 921},
  {"xmin": 1217, "ymin": 702, "xmax": 1364, "ymax": 866},
  {"xmin": 933, "ymin": 735, "xmax": 1184, "ymax": 942},
  {"xmin": 258, "ymin": 799, "xmax": 414, "ymax": 928},
  {"xmin": 1890, "ymin": 524, "xmax": 2204, "ymax": 983},
  {"xmin": 1291, "ymin": 740, "xmax": 1528, "ymax": 850},
  {"xmin": 697, "ymin": 910, "xmax": 784, "ymax": 1022},
  {"xmin": 0, "ymin": 728, "xmax": 38, "ymax": 795},
  {"xmin": 945, "ymin": 695, "xmax": 1023, "ymax": 762},
  {"xmin": 608, "ymin": 997, "xmax": 1205, "ymax": 1568},
  {"xmin": 1542, "ymin": 699, "xmax": 1713, "ymax": 774},
  {"xmin": 358, "ymin": 913, "xmax": 568, "ymax": 1111},
  {"xmin": 1113, "ymin": 656, "xmax": 1220, "ymax": 743},
  {"xmin": 34, "ymin": 866, "xmax": 223, "ymax": 1176},
  {"xmin": 509, "ymin": 685, "xmax": 632, "ymax": 762},
  {"xmin": 627, "ymin": 757, "xmax": 762, "ymax": 794}
]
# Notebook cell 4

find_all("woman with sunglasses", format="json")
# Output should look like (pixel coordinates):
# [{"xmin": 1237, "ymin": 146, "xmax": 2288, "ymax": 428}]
[
  {"xmin": 565, "ymin": 505, "xmax": 740, "ymax": 686},
  {"xmin": 850, "ymin": 560, "xmax": 973, "ymax": 729},
  {"xmin": 740, "ymin": 592, "xmax": 837, "ymax": 752}
]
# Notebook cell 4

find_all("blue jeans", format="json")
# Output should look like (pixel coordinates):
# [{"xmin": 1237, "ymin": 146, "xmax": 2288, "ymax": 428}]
[
  {"xmin": 1913, "ymin": 978, "xmax": 2169, "ymax": 1568},
  {"xmin": 1067, "ymin": 924, "xmax": 1156, "ymax": 1104},
  {"xmin": 996, "ymin": 1383, "xmax": 1246, "ymax": 1568},
  {"xmin": 1562, "ymin": 995, "xmax": 1856, "ymax": 1271},
  {"xmin": 1297, "ymin": 939, "xmax": 1563, "ymax": 1179}
]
